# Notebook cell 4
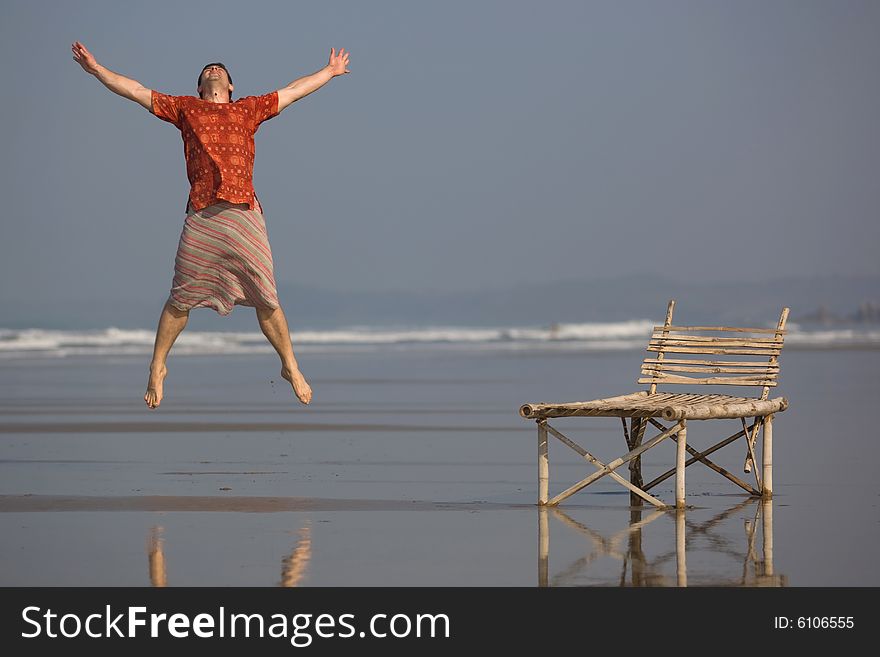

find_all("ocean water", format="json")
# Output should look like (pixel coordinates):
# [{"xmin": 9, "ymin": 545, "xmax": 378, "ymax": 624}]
[
  {"xmin": 1, "ymin": 319, "xmax": 879, "ymax": 359},
  {"xmin": 0, "ymin": 322, "xmax": 878, "ymax": 586}
]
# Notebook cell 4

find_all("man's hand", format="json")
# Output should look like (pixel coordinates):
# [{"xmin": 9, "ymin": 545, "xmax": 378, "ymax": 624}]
[
  {"xmin": 327, "ymin": 47, "xmax": 351, "ymax": 77},
  {"xmin": 277, "ymin": 48, "xmax": 351, "ymax": 112},
  {"xmin": 71, "ymin": 40, "xmax": 152, "ymax": 111},
  {"xmin": 71, "ymin": 41, "xmax": 100, "ymax": 76}
]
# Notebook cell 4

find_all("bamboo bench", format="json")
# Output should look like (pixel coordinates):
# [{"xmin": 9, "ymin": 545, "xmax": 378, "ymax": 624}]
[{"xmin": 519, "ymin": 299, "xmax": 789, "ymax": 509}]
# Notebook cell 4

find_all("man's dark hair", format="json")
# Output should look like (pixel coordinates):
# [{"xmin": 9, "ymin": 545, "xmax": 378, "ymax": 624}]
[{"xmin": 197, "ymin": 62, "xmax": 233, "ymax": 95}]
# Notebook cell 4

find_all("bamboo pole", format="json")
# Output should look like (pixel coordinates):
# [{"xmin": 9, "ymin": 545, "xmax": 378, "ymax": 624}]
[
  {"xmin": 643, "ymin": 420, "xmax": 761, "ymax": 493},
  {"xmin": 638, "ymin": 374, "xmax": 778, "ymax": 386},
  {"xmin": 648, "ymin": 418, "xmax": 761, "ymax": 496},
  {"xmin": 628, "ymin": 417, "xmax": 646, "ymax": 506},
  {"xmin": 642, "ymin": 363, "xmax": 779, "ymax": 374},
  {"xmin": 650, "ymin": 299, "xmax": 675, "ymax": 395},
  {"xmin": 643, "ymin": 358, "xmax": 781, "ymax": 367},
  {"xmin": 762, "ymin": 414, "xmax": 773, "ymax": 498},
  {"xmin": 660, "ymin": 396, "xmax": 787, "ymax": 420},
  {"xmin": 538, "ymin": 420, "xmax": 549, "ymax": 505},
  {"xmin": 761, "ymin": 308, "xmax": 790, "ymax": 401},
  {"xmin": 647, "ymin": 345, "xmax": 781, "ymax": 356},
  {"xmin": 742, "ymin": 417, "xmax": 762, "ymax": 488},
  {"xmin": 653, "ymin": 325, "xmax": 787, "ymax": 334},
  {"xmin": 544, "ymin": 423, "xmax": 667, "ymax": 508},
  {"xmin": 520, "ymin": 392, "xmax": 650, "ymax": 419},
  {"xmin": 648, "ymin": 338, "xmax": 784, "ymax": 348},
  {"xmin": 756, "ymin": 308, "xmax": 786, "ymax": 498},
  {"xmin": 546, "ymin": 422, "xmax": 683, "ymax": 506},
  {"xmin": 676, "ymin": 421, "xmax": 687, "ymax": 508},
  {"xmin": 649, "ymin": 334, "xmax": 785, "ymax": 344},
  {"xmin": 675, "ymin": 508, "xmax": 687, "ymax": 587}
]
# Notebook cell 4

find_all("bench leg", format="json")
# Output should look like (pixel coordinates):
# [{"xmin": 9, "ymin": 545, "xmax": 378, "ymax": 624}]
[
  {"xmin": 628, "ymin": 418, "xmax": 646, "ymax": 506},
  {"xmin": 676, "ymin": 421, "xmax": 687, "ymax": 508},
  {"xmin": 762, "ymin": 414, "xmax": 773, "ymax": 498},
  {"xmin": 538, "ymin": 420, "xmax": 549, "ymax": 505}
]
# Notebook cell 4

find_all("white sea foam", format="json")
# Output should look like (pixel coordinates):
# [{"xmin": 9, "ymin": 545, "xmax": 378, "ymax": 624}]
[{"xmin": 0, "ymin": 321, "xmax": 877, "ymax": 359}]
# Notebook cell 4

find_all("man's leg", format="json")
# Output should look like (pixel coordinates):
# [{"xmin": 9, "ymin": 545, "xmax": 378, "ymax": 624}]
[
  {"xmin": 256, "ymin": 305, "xmax": 313, "ymax": 404},
  {"xmin": 144, "ymin": 300, "xmax": 190, "ymax": 409}
]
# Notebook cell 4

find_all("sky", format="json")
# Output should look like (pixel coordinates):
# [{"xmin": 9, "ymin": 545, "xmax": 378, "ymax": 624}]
[{"xmin": 1, "ymin": 0, "xmax": 878, "ymax": 324}]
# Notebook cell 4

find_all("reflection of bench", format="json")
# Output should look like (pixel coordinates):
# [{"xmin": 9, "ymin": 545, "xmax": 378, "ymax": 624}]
[
  {"xmin": 538, "ymin": 498, "xmax": 785, "ymax": 587},
  {"xmin": 519, "ymin": 299, "xmax": 789, "ymax": 508}
]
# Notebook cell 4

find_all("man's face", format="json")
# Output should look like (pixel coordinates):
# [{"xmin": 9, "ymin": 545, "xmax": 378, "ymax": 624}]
[
  {"xmin": 198, "ymin": 63, "xmax": 234, "ymax": 99},
  {"xmin": 200, "ymin": 64, "xmax": 229, "ymax": 86}
]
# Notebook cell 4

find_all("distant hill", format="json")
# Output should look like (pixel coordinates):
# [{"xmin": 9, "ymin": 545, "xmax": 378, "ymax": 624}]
[
  {"xmin": 794, "ymin": 301, "xmax": 880, "ymax": 326},
  {"xmin": 272, "ymin": 273, "xmax": 880, "ymax": 328}
]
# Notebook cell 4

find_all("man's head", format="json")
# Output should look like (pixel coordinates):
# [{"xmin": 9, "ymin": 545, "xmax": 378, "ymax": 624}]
[{"xmin": 197, "ymin": 62, "xmax": 234, "ymax": 100}]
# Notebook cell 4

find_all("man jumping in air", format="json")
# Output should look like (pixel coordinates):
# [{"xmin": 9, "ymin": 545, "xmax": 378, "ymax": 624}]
[{"xmin": 72, "ymin": 41, "xmax": 351, "ymax": 409}]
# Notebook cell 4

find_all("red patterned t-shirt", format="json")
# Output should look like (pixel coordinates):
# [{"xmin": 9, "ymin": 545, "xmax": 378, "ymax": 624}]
[{"xmin": 151, "ymin": 90, "xmax": 279, "ymax": 212}]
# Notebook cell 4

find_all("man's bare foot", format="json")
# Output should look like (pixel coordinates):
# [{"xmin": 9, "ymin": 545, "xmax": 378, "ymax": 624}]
[
  {"xmin": 145, "ymin": 364, "xmax": 167, "ymax": 409},
  {"xmin": 282, "ymin": 367, "xmax": 312, "ymax": 405}
]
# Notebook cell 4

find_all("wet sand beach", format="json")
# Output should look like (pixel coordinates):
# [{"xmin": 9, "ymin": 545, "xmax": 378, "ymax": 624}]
[{"xmin": 1, "ymin": 347, "xmax": 878, "ymax": 586}]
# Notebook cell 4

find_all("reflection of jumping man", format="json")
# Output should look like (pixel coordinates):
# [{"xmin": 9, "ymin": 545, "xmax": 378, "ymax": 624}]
[{"xmin": 72, "ymin": 42, "xmax": 351, "ymax": 408}]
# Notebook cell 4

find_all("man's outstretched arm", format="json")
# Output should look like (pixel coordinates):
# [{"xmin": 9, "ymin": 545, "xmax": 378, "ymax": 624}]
[
  {"xmin": 72, "ymin": 41, "xmax": 152, "ymax": 111},
  {"xmin": 276, "ymin": 47, "xmax": 350, "ymax": 113}
]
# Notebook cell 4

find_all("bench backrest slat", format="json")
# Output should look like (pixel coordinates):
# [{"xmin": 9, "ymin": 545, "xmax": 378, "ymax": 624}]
[
  {"xmin": 646, "ymin": 345, "xmax": 781, "ymax": 356},
  {"xmin": 654, "ymin": 325, "xmax": 786, "ymax": 334},
  {"xmin": 643, "ymin": 301, "xmax": 789, "ymax": 397}
]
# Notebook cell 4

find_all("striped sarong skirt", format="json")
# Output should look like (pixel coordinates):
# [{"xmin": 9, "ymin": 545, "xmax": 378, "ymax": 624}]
[{"xmin": 167, "ymin": 201, "xmax": 280, "ymax": 315}]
